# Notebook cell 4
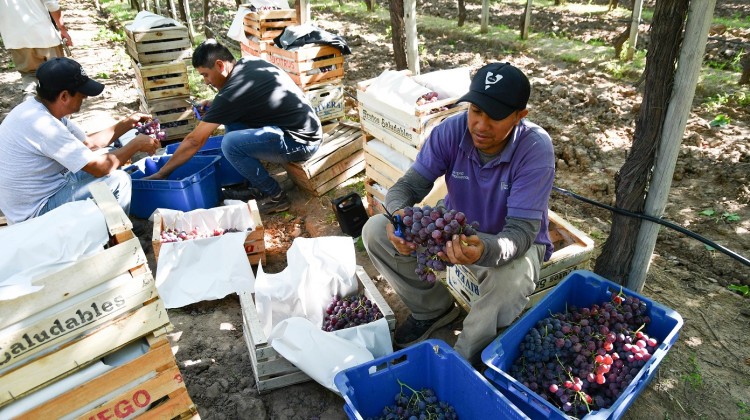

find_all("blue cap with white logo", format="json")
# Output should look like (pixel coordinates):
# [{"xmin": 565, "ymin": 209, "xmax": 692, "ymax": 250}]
[{"xmin": 458, "ymin": 62, "xmax": 530, "ymax": 121}]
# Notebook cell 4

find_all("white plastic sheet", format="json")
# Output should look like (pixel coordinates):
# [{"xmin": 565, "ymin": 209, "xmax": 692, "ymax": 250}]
[
  {"xmin": 125, "ymin": 11, "xmax": 184, "ymax": 32},
  {"xmin": 0, "ymin": 200, "xmax": 108, "ymax": 301},
  {"xmin": 154, "ymin": 204, "xmax": 256, "ymax": 308},
  {"xmin": 412, "ymin": 66, "xmax": 472, "ymax": 100},
  {"xmin": 362, "ymin": 70, "xmax": 432, "ymax": 116},
  {"xmin": 227, "ymin": 6, "xmax": 252, "ymax": 44}
]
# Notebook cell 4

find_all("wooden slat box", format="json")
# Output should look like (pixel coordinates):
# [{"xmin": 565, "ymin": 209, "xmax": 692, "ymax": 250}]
[
  {"xmin": 138, "ymin": 95, "xmax": 198, "ymax": 142},
  {"xmin": 364, "ymin": 135, "xmax": 410, "ymax": 191},
  {"xmin": 125, "ymin": 24, "xmax": 192, "ymax": 65},
  {"xmin": 132, "ymin": 58, "xmax": 190, "ymax": 102},
  {"xmin": 152, "ymin": 200, "xmax": 266, "ymax": 266},
  {"xmin": 0, "ymin": 184, "xmax": 172, "ymax": 408},
  {"xmin": 7, "ymin": 336, "xmax": 197, "ymax": 420},
  {"xmin": 306, "ymin": 81, "xmax": 345, "ymax": 123},
  {"xmin": 284, "ymin": 121, "xmax": 364, "ymax": 196},
  {"xmin": 238, "ymin": 266, "xmax": 395, "ymax": 394},
  {"xmin": 240, "ymin": 38, "xmax": 271, "ymax": 60},
  {"xmin": 442, "ymin": 210, "xmax": 596, "ymax": 313},
  {"xmin": 242, "ymin": 9, "xmax": 297, "ymax": 40},
  {"xmin": 267, "ymin": 44, "xmax": 344, "ymax": 89}
]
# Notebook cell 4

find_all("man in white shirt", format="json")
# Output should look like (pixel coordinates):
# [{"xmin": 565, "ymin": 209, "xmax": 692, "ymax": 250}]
[
  {"xmin": 0, "ymin": 0, "xmax": 72, "ymax": 92},
  {"xmin": 0, "ymin": 57, "xmax": 161, "ymax": 225}
]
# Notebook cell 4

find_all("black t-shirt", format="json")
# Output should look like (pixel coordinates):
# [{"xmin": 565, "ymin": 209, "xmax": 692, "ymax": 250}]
[{"xmin": 202, "ymin": 57, "xmax": 322, "ymax": 145}]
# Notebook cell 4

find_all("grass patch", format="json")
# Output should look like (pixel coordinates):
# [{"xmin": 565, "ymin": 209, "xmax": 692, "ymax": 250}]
[{"xmin": 713, "ymin": 13, "xmax": 750, "ymax": 30}]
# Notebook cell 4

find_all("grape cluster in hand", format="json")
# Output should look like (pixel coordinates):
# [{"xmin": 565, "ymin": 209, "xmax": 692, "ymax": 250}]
[
  {"xmin": 369, "ymin": 380, "xmax": 458, "ymax": 420},
  {"xmin": 508, "ymin": 291, "xmax": 658, "ymax": 418},
  {"xmin": 400, "ymin": 205, "xmax": 479, "ymax": 283},
  {"xmin": 135, "ymin": 119, "xmax": 167, "ymax": 141},
  {"xmin": 159, "ymin": 226, "xmax": 246, "ymax": 243},
  {"xmin": 323, "ymin": 294, "xmax": 383, "ymax": 332}
]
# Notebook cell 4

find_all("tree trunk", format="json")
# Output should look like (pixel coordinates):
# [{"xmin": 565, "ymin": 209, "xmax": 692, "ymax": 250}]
[
  {"xmin": 593, "ymin": 0, "xmax": 690, "ymax": 284},
  {"xmin": 177, "ymin": 0, "xmax": 187, "ymax": 22},
  {"xmin": 389, "ymin": 0, "xmax": 407, "ymax": 70},
  {"xmin": 235, "ymin": 0, "xmax": 241, "ymax": 7},
  {"xmin": 457, "ymin": 0, "xmax": 466, "ymax": 27},
  {"xmin": 365, "ymin": 0, "xmax": 374, "ymax": 12},
  {"xmin": 203, "ymin": 0, "xmax": 210, "ymax": 37},
  {"xmin": 740, "ymin": 51, "xmax": 750, "ymax": 84}
]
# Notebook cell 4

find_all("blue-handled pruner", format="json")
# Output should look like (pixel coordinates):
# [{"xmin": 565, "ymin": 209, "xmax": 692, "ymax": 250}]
[{"xmin": 381, "ymin": 203, "xmax": 407, "ymax": 239}]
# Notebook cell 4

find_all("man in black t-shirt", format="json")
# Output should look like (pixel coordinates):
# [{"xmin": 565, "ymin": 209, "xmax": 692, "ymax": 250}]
[{"xmin": 147, "ymin": 39, "xmax": 322, "ymax": 214}]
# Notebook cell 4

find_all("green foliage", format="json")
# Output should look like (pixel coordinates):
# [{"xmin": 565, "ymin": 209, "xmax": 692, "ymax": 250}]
[
  {"xmin": 681, "ymin": 355, "xmax": 703, "ymax": 389},
  {"xmin": 728, "ymin": 285, "xmax": 749, "ymax": 296},
  {"xmin": 96, "ymin": 72, "xmax": 110, "ymax": 79},
  {"xmin": 93, "ymin": 27, "xmax": 125, "ymax": 43},
  {"xmin": 698, "ymin": 209, "xmax": 741, "ymax": 223},
  {"xmin": 355, "ymin": 236, "xmax": 365, "ymax": 251},
  {"xmin": 709, "ymin": 114, "xmax": 731, "ymax": 127}
]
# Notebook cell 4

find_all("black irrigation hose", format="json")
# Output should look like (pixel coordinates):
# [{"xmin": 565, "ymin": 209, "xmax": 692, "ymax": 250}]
[{"xmin": 551, "ymin": 186, "xmax": 750, "ymax": 268}]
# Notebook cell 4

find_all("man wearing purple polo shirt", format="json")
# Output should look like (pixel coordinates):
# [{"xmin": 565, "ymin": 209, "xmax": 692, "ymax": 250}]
[{"xmin": 361, "ymin": 62, "xmax": 555, "ymax": 363}]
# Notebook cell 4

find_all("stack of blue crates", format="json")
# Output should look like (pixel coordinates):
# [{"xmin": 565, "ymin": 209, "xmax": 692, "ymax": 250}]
[
  {"xmin": 165, "ymin": 136, "xmax": 246, "ymax": 187},
  {"xmin": 124, "ymin": 155, "xmax": 222, "ymax": 219},
  {"xmin": 481, "ymin": 270, "xmax": 684, "ymax": 420},
  {"xmin": 334, "ymin": 339, "xmax": 530, "ymax": 420}
]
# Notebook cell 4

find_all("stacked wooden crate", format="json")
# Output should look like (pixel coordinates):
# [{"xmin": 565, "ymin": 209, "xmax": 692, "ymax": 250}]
[
  {"xmin": 357, "ymin": 71, "xmax": 467, "ymax": 215},
  {"xmin": 0, "ymin": 183, "xmax": 197, "ymax": 419},
  {"xmin": 125, "ymin": 20, "xmax": 197, "ymax": 143}
]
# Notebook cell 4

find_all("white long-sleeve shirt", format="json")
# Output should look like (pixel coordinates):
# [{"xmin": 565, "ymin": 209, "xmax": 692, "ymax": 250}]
[{"xmin": 0, "ymin": 0, "xmax": 61, "ymax": 49}]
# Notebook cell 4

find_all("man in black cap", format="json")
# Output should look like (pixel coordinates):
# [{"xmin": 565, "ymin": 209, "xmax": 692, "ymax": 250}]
[
  {"xmin": 361, "ymin": 62, "xmax": 556, "ymax": 363},
  {"xmin": 0, "ymin": 57, "xmax": 161, "ymax": 225}
]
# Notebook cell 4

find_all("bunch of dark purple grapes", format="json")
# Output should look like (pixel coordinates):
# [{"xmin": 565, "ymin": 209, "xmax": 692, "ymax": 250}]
[
  {"xmin": 322, "ymin": 294, "xmax": 383, "ymax": 332},
  {"xmin": 508, "ymin": 291, "xmax": 658, "ymax": 418},
  {"xmin": 135, "ymin": 119, "xmax": 167, "ymax": 141},
  {"xmin": 400, "ymin": 205, "xmax": 479, "ymax": 283},
  {"xmin": 368, "ymin": 381, "xmax": 458, "ymax": 420}
]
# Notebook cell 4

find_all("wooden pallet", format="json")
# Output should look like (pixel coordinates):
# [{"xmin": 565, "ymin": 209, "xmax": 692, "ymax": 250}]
[
  {"xmin": 125, "ymin": 24, "xmax": 192, "ymax": 65},
  {"xmin": 306, "ymin": 81, "xmax": 345, "ymax": 123},
  {"xmin": 0, "ymin": 183, "xmax": 172, "ymax": 408},
  {"xmin": 152, "ymin": 200, "xmax": 266, "ymax": 266},
  {"xmin": 131, "ymin": 58, "xmax": 190, "ymax": 102},
  {"xmin": 137, "ymin": 94, "xmax": 197, "ymax": 142},
  {"xmin": 284, "ymin": 121, "xmax": 364, "ymax": 196},
  {"xmin": 238, "ymin": 266, "xmax": 395, "ymax": 394},
  {"xmin": 242, "ymin": 9, "xmax": 297, "ymax": 40},
  {"xmin": 441, "ymin": 210, "xmax": 596, "ymax": 313},
  {"xmin": 267, "ymin": 44, "xmax": 344, "ymax": 89},
  {"xmin": 7, "ymin": 336, "xmax": 197, "ymax": 420}
]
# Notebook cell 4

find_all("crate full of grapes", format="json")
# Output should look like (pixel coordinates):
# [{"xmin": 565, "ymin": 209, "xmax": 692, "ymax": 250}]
[
  {"xmin": 242, "ymin": 7, "xmax": 297, "ymax": 40},
  {"xmin": 125, "ymin": 22, "xmax": 192, "ymax": 65},
  {"xmin": 132, "ymin": 58, "xmax": 190, "ymax": 101},
  {"xmin": 481, "ymin": 270, "xmax": 684, "ymax": 420},
  {"xmin": 334, "ymin": 339, "xmax": 530, "ymax": 420},
  {"xmin": 238, "ymin": 266, "xmax": 395, "ymax": 393},
  {"xmin": 137, "ymin": 95, "xmax": 197, "ymax": 142}
]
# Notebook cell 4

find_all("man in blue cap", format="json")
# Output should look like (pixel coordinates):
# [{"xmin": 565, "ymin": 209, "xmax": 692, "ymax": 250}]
[
  {"xmin": 361, "ymin": 62, "xmax": 555, "ymax": 363},
  {"xmin": 0, "ymin": 57, "xmax": 161, "ymax": 225}
]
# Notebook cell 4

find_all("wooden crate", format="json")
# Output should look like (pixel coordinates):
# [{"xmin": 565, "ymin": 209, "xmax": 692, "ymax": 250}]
[
  {"xmin": 238, "ymin": 266, "xmax": 395, "ymax": 394},
  {"xmin": 0, "ymin": 183, "xmax": 172, "ymax": 408},
  {"xmin": 306, "ymin": 81, "xmax": 345, "ymax": 123},
  {"xmin": 131, "ymin": 58, "xmax": 190, "ymax": 101},
  {"xmin": 267, "ymin": 43, "xmax": 344, "ymax": 89},
  {"xmin": 442, "ymin": 210, "xmax": 596, "ymax": 313},
  {"xmin": 242, "ymin": 9, "xmax": 297, "ymax": 40},
  {"xmin": 284, "ymin": 121, "xmax": 364, "ymax": 196},
  {"xmin": 152, "ymin": 200, "xmax": 266, "ymax": 266},
  {"xmin": 137, "ymin": 95, "xmax": 197, "ymax": 142},
  {"xmin": 239, "ymin": 39, "xmax": 271, "ymax": 60},
  {"xmin": 7, "ymin": 336, "xmax": 197, "ymax": 420},
  {"xmin": 363, "ymin": 134, "xmax": 411, "ymax": 191},
  {"xmin": 125, "ymin": 24, "xmax": 192, "ymax": 65}
]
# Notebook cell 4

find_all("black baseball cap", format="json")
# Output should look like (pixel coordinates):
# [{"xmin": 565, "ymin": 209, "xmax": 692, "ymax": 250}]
[
  {"xmin": 36, "ymin": 57, "xmax": 105, "ymax": 96},
  {"xmin": 458, "ymin": 62, "xmax": 530, "ymax": 121}
]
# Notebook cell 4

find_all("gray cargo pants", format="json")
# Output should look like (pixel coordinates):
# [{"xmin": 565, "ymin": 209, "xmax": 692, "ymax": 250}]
[{"xmin": 362, "ymin": 214, "xmax": 544, "ymax": 361}]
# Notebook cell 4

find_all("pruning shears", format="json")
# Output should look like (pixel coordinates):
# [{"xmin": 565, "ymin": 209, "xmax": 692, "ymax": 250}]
[
  {"xmin": 381, "ymin": 202, "xmax": 407, "ymax": 239},
  {"xmin": 190, "ymin": 101, "xmax": 209, "ymax": 120}
]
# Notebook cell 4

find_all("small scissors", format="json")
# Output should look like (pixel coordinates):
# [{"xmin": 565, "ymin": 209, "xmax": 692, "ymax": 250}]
[{"xmin": 380, "ymin": 202, "xmax": 407, "ymax": 239}]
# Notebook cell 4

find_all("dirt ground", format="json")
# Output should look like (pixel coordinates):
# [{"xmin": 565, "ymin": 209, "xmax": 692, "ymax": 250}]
[{"xmin": 1, "ymin": 0, "xmax": 748, "ymax": 419}]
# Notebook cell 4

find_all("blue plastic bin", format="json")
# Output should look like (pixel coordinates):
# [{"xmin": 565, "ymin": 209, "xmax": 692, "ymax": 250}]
[
  {"xmin": 124, "ymin": 155, "xmax": 222, "ymax": 219},
  {"xmin": 334, "ymin": 339, "xmax": 530, "ymax": 420},
  {"xmin": 165, "ymin": 136, "xmax": 246, "ymax": 187},
  {"xmin": 481, "ymin": 270, "xmax": 683, "ymax": 420}
]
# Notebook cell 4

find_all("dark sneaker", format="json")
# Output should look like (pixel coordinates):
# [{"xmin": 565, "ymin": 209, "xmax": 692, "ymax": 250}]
[
  {"xmin": 223, "ymin": 186, "xmax": 264, "ymax": 202},
  {"xmin": 394, "ymin": 305, "xmax": 460, "ymax": 348},
  {"xmin": 258, "ymin": 191, "xmax": 291, "ymax": 214}
]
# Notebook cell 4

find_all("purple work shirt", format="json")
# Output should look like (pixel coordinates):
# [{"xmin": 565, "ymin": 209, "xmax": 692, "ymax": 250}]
[{"xmin": 412, "ymin": 112, "xmax": 555, "ymax": 260}]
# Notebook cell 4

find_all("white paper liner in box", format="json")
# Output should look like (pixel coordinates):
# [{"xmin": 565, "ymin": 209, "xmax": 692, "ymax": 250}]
[
  {"xmin": 227, "ymin": 6, "xmax": 253, "ymax": 44},
  {"xmin": 366, "ymin": 139, "xmax": 414, "ymax": 173},
  {"xmin": 0, "ymin": 200, "xmax": 108, "ymax": 301},
  {"xmin": 269, "ymin": 317, "xmax": 392, "ymax": 393},
  {"xmin": 359, "ymin": 70, "xmax": 432, "ymax": 121},
  {"xmin": 411, "ymin": 66, "xmax": 472, "ymax": 100},
  {"xmin": 126, "ymin": 11, "xmax": 185, "ymax": 32},
  {"xmin": 154, "ymin": 205, "xmax": 256, "ymax": 308}
]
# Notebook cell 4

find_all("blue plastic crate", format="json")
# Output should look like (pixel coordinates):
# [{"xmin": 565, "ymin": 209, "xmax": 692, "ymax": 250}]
[
  {"xmin": 165, "ymin": 136, "xmax": 245, "ymax": 187},
  {"xmin": 334, "ymin": 339, "xmax": 530, "ymax": 420},
  {"xmin": 481, "ymin": 270, "xmax": 683, "ymax": 420},
  {"xmin": 124, "ymin": 155, "xmax": 222, "ymax": 219}
]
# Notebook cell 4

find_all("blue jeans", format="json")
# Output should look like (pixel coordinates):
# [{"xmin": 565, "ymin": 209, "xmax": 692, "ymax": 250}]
[
  {"xmin": 39, "ymin": 170, "xmax": 132, "ymax": 217},
  {"xmin": 221, "ymin": 123, "xmax": 318, "ymax": 196}
]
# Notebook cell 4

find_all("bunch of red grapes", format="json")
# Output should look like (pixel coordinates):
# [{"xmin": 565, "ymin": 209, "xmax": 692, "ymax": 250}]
[
  {"xmin": 322, "ymin": 293, "xmax": 383, "ymax": 332},
  {"xmin": 135, "ymin": 119, "xmax": 167, "ymax": 141},
  {"xmin": 417, "ymin": 91, "xmax": 451, "ymax": 114},
  {"xmin": 370, "ymin": 381, "xmax": 458, "ymax": 420},
  {"xmin": 159, "ymin": 226, "xmax": 246, "ymax": 243},
  {"xmin": 400, "ymin": 205, "xmax": 479, "ymax": 283},
  {"xmin": 508, "ymin": 292, "xmax": 658, "ymax": 418}
]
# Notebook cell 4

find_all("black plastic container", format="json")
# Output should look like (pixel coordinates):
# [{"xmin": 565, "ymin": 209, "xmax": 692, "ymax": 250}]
[{"xmin": 332, "ymin": 192, "xmax": 369, "ymax": 237}]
